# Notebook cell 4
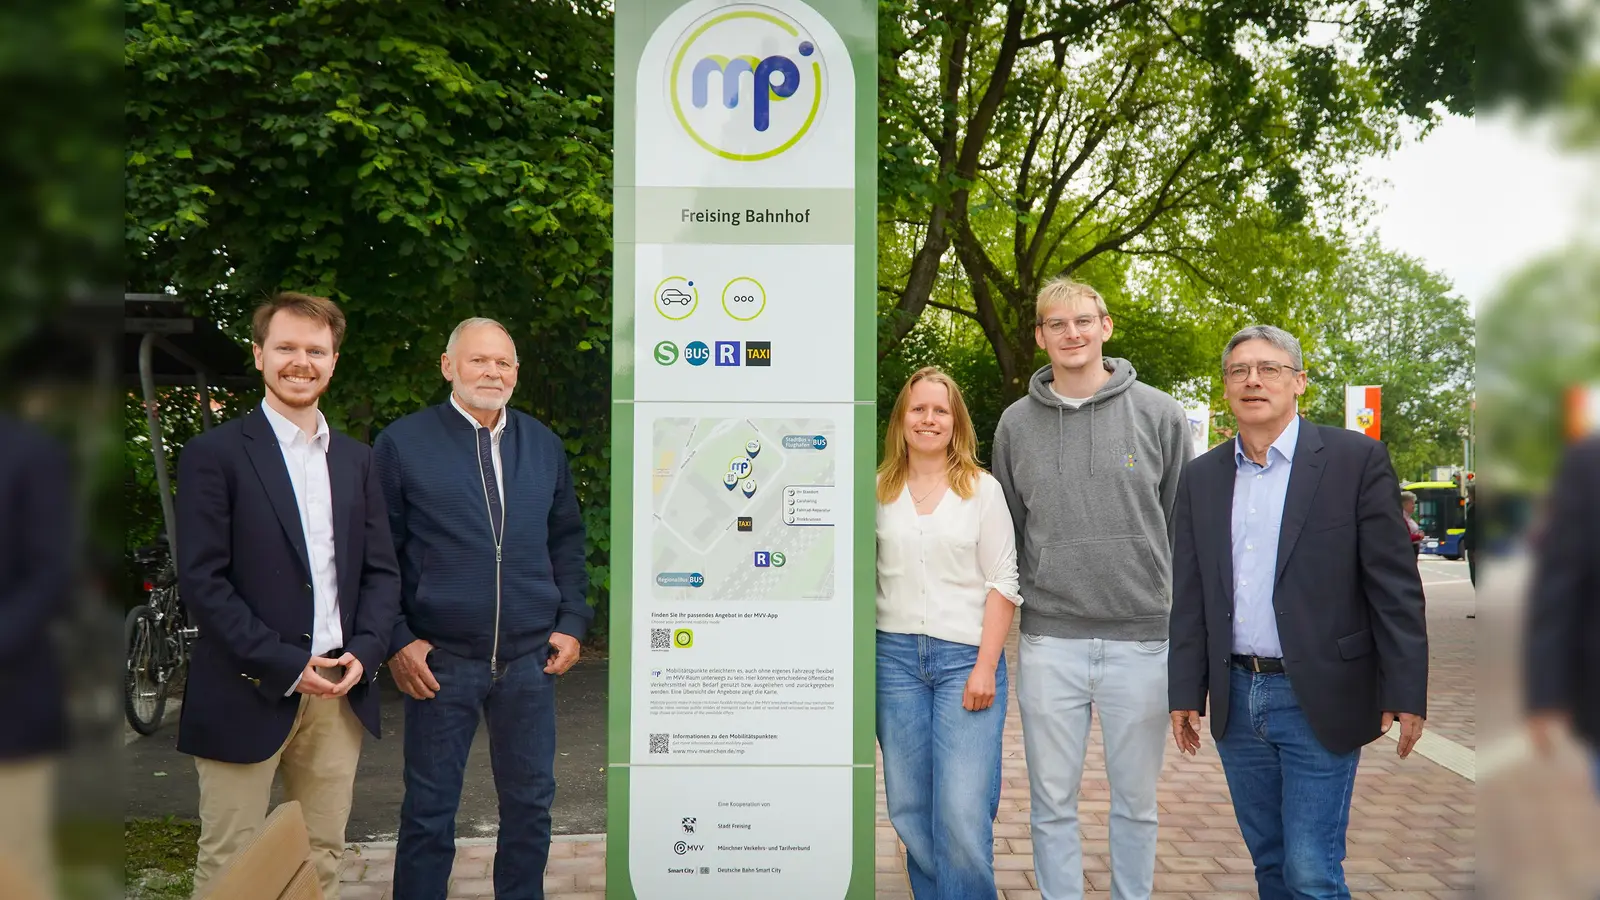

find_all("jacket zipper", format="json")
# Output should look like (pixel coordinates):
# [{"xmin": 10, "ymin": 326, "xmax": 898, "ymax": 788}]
[{"xmin": 475, "ymin": 435, "xmax": 506, "ymax": 676}]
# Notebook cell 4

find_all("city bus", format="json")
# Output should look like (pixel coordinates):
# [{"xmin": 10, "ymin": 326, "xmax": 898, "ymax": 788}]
[{"xmin": 1401, "ymin": 480, "xmax": 1468, "ymax": 559}]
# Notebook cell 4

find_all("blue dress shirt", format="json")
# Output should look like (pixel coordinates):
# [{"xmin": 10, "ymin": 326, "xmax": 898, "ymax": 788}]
[{"xmin": 1230, "ymin": 415, "xmax": 1300, "ymax": 657}]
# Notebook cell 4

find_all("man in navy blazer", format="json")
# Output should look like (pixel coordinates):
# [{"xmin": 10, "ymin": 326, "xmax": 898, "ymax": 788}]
[
  {"xmin": 1524, "ymin": 434, "xmax": 1600, "ymax": 791},
  {"xmin": 1168, "ymin": 325, "xmax": 1428, "ymax": 900},
  {"xmin": 0, "ymin": 415, "xmax": 73, "ymax": 895},
  {"xmin": 176, "ymin": 292, "xmax": 400, "ymax": 900}
]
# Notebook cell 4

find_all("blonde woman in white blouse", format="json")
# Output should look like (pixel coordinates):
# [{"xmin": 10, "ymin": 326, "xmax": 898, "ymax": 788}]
[{"xmin": 876, "ymin": 366, "xmax": 1023, "ymax": 900}]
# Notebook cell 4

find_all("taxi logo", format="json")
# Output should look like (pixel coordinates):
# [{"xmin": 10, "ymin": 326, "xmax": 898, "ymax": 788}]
[
  {"xmin": 745, "ymin": 341, "xmax": 772, "ymax": 366},
  {"xmin": 737, "ymin": 516, "xmax": 753, "ymax": 532}
]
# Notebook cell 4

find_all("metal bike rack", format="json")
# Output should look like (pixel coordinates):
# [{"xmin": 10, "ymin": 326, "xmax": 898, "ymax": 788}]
[{"xmin": 124, "ymin": 293, "xmax": 255, "ymax": 606}]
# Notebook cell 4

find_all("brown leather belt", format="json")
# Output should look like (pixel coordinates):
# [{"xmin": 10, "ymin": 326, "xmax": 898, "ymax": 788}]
[{"xmin": 1232, "ymin": 654, "xmax": 1284, "ymax": 674}]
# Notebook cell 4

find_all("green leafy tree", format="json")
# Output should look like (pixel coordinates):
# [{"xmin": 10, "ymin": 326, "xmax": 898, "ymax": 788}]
[
  {"xmin": 1476, "ymin": 245, "xmax": 1600, "ymax": 490},
  {"xmin": 1302, "ymin": 242, "xmax": 1475, "ymax": 481},
  {"xmin": 877, "ymin": 0, "xmax": 1423, "ymax": 402},
  {"xmin": 126, "ymin": 0, "xmax": 617, "ymax": 638}
]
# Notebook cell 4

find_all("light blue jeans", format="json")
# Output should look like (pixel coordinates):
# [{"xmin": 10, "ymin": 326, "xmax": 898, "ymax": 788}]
[
  {"xmin": 1018, "ymin": 634, "xmax": 1169, "ymax": 900},
  {"xmin": 1215, "ymin": 666, "xmax": 1361, "ymax": 900},
  {"xmin": 876, "ymin": 631, "xmax": 1008, "ymax": 900}
]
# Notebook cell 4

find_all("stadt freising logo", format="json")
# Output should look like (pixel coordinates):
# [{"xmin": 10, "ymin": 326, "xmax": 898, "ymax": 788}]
[{"xmin": 667, "ymin": 4, "xmax": 826, "ymax": 162}]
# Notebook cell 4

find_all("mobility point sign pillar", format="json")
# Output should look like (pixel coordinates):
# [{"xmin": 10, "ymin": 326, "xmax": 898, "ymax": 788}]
[{"xmin": 608, "ymin": 1, "xmax": 877, "ymax": 898}]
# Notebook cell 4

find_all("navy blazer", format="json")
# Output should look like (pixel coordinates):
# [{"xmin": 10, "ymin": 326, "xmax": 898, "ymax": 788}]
[
  {"xmin": 175, "ymin": 406, "xmax": 401, "ymax": 764},
  {"xmin": 1525, "ymin": 436, "xmax": 1600, "ymax": 747},
  {"xmin": 0, "ymin": 416, "xmax": 72, "ymax": 759},
  {"xmin": 1168, "ymin": 418, "xmax": 1429, "ymax": 755}
]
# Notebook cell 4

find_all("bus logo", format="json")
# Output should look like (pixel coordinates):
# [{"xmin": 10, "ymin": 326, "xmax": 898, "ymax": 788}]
[{"xmin": 667, "ymin": 6, "xmax": 826, "ymax": 162}]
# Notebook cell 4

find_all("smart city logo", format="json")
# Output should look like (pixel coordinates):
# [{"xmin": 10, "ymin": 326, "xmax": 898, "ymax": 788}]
[{"xmin": 667, "ymin": 6, "xmax": 826, "ymax": 162}]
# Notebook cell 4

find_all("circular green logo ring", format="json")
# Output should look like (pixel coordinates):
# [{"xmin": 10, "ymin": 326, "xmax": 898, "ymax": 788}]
[
  {"xmin": 721, "ymin": 277, "xmax": 767, "ymax": 321},
  {"xmin": 669, "ymin": 11, "xmax": 824, "ymax": 162}
]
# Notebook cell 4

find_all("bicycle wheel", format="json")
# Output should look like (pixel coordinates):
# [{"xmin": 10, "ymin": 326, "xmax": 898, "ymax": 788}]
[{"xmin": 124, "ymin": 604, "xmax": 169, "ymax": 736}]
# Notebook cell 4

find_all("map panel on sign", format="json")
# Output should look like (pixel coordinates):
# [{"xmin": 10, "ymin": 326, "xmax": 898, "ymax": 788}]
[{"xmin": 652, "ymin": 417, "xmax": 835, "ymax": 601}]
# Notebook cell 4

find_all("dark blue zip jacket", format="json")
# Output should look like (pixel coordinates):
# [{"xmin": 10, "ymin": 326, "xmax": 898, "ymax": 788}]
[{"xmin": 373, "ymin": 402, "xmax": 592, "ymax": 663}]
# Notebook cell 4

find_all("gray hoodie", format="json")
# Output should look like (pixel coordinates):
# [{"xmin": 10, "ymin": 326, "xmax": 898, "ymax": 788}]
[{"xmin": 991, "ymin": 359, "xmax": 1193, "ymax": 641}]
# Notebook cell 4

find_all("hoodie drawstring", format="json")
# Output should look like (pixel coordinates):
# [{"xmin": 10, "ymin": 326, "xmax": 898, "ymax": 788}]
[
  {"xmin": 1056, "ymin": 406, "xmax": 1064, "ymax": 474},
  {"xmin": 1089, "ymin": 401, "xmax": 1095, "ymax": 475}
]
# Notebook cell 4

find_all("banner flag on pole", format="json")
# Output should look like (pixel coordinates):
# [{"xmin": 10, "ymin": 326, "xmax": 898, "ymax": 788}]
[
  {"xmin": 1344, "ymin": 385, "xmax": 1381, "ymax": 440},
  {"xmin": 1183, "ymin": 404, "xmax": 1209, "ymax": 457},
  {"xmin": 1568, "ymin": 383, "xmax": 1600, "ymax": 439}
]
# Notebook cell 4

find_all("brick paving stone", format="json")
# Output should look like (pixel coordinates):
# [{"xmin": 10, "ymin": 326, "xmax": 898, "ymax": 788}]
[
  {"xmin": 337, "ymin": 586, "xmax": 1491, "ymax": 898},
  {"xmin": 447, "ymin": 878, "xmax": 494, "ymax": 897}
]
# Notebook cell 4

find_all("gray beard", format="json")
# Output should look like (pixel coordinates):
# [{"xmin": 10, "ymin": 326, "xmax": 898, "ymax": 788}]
[{"xmin": 456, "ymin": 386, "xmax": 509, "ymax": 412}]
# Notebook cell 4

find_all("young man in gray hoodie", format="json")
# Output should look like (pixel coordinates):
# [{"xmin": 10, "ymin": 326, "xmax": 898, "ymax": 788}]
[{"xmin": 992, "ymin": 277, "xmax": 1193, "ymax": 900}]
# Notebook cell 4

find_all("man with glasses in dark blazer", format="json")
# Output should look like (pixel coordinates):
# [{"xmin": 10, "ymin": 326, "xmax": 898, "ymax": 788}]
[{"xmin": 1168, "ymin": 324, "xmax": 1429, "ymax": 900}]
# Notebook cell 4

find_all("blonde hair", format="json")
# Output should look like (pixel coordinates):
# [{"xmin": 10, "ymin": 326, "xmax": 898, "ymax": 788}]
[
  {"xmin": 877, "ymin": 366, "xmax": 984, "ymax": 504},
  {"xmin": 1035, "ymin": 275, "xmax": 1110, "ymax": 323}
]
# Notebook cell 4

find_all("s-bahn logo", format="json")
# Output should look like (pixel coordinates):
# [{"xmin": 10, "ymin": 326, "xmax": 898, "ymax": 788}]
[{"xmin": 667, "ymin": 5, "xmax": 826, "ymax": 162}]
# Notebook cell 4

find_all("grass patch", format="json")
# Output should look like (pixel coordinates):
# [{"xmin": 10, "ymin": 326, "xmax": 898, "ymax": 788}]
[{"xmin": 124, "ymin": 817, "xmax": 198, "ymax": 900}]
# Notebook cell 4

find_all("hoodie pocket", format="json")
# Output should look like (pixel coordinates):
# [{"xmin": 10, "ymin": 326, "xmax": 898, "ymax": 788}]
[{"xmin": 1035, "ymin": 536, "xmax": 1164, "ymax": 621}]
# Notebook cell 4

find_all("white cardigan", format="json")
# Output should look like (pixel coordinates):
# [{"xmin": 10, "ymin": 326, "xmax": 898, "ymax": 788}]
[{"xmin": 875, "ymin": 471, "xmax": 1023, "ymax": 646}]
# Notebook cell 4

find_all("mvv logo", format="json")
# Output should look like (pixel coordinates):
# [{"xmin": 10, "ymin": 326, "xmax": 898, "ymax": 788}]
[{"xmin": 667, "ymin": 6, "xmax": 826, "ymax": 162}]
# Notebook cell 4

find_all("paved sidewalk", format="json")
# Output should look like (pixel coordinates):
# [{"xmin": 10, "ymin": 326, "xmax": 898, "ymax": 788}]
[{"xmin": 340, "ymin": 563, "xmax": 1489, "ymax": 899}]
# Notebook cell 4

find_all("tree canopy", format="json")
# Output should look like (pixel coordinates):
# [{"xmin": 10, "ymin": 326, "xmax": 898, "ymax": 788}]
[
  {"xmin": 126, "ymin": 0, "xmax": 617, "ymax": 630},
  {"xmin": 125, "ymin": 0, "xmax": 1480, "ymax": 633}
]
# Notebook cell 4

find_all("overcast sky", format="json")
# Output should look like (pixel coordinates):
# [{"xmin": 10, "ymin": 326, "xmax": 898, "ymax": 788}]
[{"xmin": 1360, "ymin": 112, "xmax": 1599, "ymax": 313}]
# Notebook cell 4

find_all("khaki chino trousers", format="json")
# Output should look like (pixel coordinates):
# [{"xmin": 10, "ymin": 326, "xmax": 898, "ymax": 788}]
[{"xmin": 192, "ymin": 686, "xmax": 363, "ymax": 900}]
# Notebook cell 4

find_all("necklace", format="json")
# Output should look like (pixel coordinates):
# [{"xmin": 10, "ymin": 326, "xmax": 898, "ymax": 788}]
[{"xmin": 910, "ymin": 479, "xmax": 945, "ymax": 505}]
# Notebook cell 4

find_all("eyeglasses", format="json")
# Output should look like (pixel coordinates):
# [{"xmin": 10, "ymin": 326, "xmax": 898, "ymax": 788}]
[
  {"xmin": 1224, "ymin": 362, "xmax": 1301, "ymax": 383},
  {"xmin": 1037, "ymin": 315, "xmax": 1104, "ymax": 335}
]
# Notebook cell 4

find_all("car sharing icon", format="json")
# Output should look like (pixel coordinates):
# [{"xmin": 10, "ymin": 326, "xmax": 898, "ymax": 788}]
[{"xmin": 654, "ymin": 277, "xmax": 699, "ymax": 321}]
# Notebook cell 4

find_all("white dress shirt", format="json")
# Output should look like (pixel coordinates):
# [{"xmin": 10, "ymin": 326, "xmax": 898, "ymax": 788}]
[
  {"xmin": 260, "ymin": 401, "xmax": 342, "ymax": 659},
  {"xmin": 876, "ymin": 471, "xmax": 1024, "ymax": 646},
  {"xmin": 451, "ymin": 393, "xmax": 505, "ymax": 503}
]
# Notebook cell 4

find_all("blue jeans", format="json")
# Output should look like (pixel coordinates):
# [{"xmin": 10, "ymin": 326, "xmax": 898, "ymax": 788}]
[
  {"xmin": 1216, "ymin": 666, "xmax": 1360, "ymax": 900},
  {"xmin": 1017, "ymin": 635, "xmax": 1169, "ymax": 900},
  {"xmin": 876, "ymin": 631, "xmax": 1007, "ymax": 900},
  {"xmin": 394, "ymin": 646, "xmax": 559, "ymax": 900}
]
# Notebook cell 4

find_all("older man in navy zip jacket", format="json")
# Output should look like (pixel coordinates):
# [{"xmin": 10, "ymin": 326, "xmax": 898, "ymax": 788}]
[{"xmin": 374, "ymin": 317, "xmax": 592, "ymax": 900}]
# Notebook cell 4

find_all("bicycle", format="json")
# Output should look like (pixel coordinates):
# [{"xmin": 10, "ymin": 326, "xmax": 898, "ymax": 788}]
[{"xmin": 124, "ymin": 541, "xmax": 198, "ymax": 735}]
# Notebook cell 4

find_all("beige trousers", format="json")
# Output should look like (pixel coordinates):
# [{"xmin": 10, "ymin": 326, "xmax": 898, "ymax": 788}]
[
  {"xmin": 0, "ymin": 758, "xmax": 57, "ymax": 900},
  {"xmin": 192, "ymin": 692, "xmax": 364, "ymax": 900}
]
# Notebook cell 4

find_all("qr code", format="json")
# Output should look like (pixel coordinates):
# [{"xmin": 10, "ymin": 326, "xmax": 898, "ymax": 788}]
[
  {"xmin": 649, "ymin": 733, "xmax": 670, "ymax": 754},
  {"xmin": 651, "ymin": 628, "xmax": 670, "ymax": 650}
]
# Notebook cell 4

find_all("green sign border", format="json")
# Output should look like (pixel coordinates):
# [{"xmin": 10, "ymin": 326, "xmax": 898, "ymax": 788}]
[{"xmin": 609, "ymin": 1, "xmax": 877, "ymax": 897}]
